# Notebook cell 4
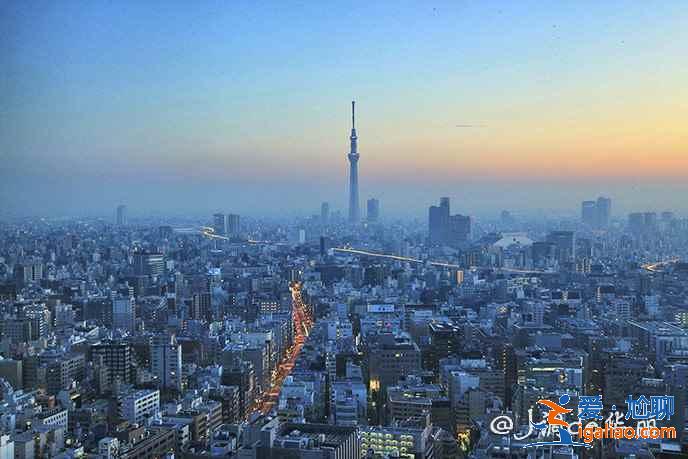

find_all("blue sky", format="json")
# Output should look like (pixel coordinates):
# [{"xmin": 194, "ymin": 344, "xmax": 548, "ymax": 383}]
[{"xmin": 2, "ymin": 1, "xmax": 687, "ymax": 218}]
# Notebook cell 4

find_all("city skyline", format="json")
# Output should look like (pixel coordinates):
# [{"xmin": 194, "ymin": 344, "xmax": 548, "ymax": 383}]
[
  {"xmin": 2, "ymin": 4, "xmax": 688, "ymax": 458},
  {"xmin": 3, "ymin": 1, "xmax": 688, "ymax": 217}
]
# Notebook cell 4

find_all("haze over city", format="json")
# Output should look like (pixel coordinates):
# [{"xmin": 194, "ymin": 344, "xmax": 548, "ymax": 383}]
[
  {"xmin": 4, "ymin": 2, "xmax": 688, "ymax": 459},
  {"xmin": 2, "ymin": 1, "xmax": 688, "ymax": 218}
]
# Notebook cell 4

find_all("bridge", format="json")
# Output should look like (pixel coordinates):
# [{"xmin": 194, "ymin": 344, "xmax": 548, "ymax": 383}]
[
  {"xmin": 173, "ymin": 226, "xmax": 275, "ymax": 245},
  {"xmin": 641, "ymin": 258, "xmax": 680, "ymax": 273},
  {"xmin": 332, "ymin": 247, "xmax": 546, "ymax": 274}
]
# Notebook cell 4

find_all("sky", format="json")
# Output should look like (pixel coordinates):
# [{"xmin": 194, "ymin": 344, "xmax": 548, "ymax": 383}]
[{"xmin": 2, "ymin": 1, "xmax": 687, "ymax": 219}]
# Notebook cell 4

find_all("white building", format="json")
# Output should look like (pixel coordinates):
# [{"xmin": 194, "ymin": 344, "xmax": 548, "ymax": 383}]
[
  {"xmin": 98, "ymin": 437, "xmax": 119, "ymax": 459},
  {"xmin": 448, "ymin": 371, "xmax": 479, "ymax": 408},
  {"xmin": 119, "ymin": 389, "xmax": 160, "ymax": 426},
  {"xmin": 330, "ymin": 380, "xmax": 367, "ymax": 426},
  {"xmin": 151, "ymin": 335, "xmax": 183, "ymax": 392},
  {"xmin": 37, "ymin": 408, "xmax": 69, "ymax": 430},
  {"xmin": 0, "ymin": 435, "xmax": 13, "ymax": 459}
]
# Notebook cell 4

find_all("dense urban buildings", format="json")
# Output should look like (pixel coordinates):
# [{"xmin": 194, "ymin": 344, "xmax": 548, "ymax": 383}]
[{"xmin": 1, "ymin": 191, "xmax": 687, "ymax": 458}]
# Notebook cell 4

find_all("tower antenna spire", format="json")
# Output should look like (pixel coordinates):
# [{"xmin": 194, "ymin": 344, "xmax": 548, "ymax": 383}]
[
  {"xmin": 347, "ymin": 100, "xmax": 360, "ymax": 223},
  {"xmin": 352, "ymin": 100, "xmax": 355, "ymax": 129}
]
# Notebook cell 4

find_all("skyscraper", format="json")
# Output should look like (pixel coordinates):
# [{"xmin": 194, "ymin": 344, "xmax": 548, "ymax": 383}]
[
  {"xmin": 581, "ymin": 201, "xmax": 597, "ymax": 226},
  {"xmin": 213, "ymin": 213, "xmax": 226, "ymax": 235},
  {"xmin": 628, "ymin": 212, "xmax": 645, "ymax": 234},
  {"xmin": 596, "ymin": 196, "xmax": 611, "ymax": 228},
  {"xmin": 546, "ymin": 230, "xmax": 576, "ymax": 265},
  {"xmin": 440, "ymin": 197, "xmax": 450, "ymax": 212},
  {"xmin": 116, "ymin": 204, "xmax": 127, "ymax": 226},
  {"xmin": 227, "ymin": 214, "xmax": 240, "ymax": 236},
  {"xmin": 347, "ymin": 101, "xmax": 360, "ymax": 223},
  {"xmin": 366, "ymin": 198, "xmax": 379, "ymax": 222},
  {"xmin": 428, "ymin": 198, "xmax": 450, "ymax": 244},
  {"xmin": 439, "ymin": 197, "xmax": 451, "ymax": 242},
  {"xmin": 133, "ymin": 251, "xmax": 164, "ymax": 277},
  {"xmin": 449, "ymin": 214, "xmax": 471, "ymax": 244},
  {"xmin": 581, "ymin": 196, "xmax": 612, "ymax": 229},
  {"xmin": 428, "ymin": 197, "xmax": 469, "ymax": 246},
  {"xmin": 320, "ymin": 202, "xmax": 330, "ymax": 224}
]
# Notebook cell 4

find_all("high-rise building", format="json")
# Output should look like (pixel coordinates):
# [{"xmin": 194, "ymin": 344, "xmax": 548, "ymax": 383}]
[
  {"xmin": 91, "ymin": 340, "xmax": 133, "ymax": 385},
  {"xmin": 428, "ymin": 198, "xmax": 450, "ymax": 244},
  {"xmin": 319, "ymin": 236, "xmax": 330, "ymax": 257},
  {"xmin": 661, "ymin": 211, "xmax": 675, "ymax": 222},
  {"xmin": 428, "ymin": 197, "xmax": 470, "ymax": 246},
  {"xmin": 44, "ymin": 352, "xmax": 85, "ymax": 394},
  {"xmin": 428, "ymin": 322, "xmax": 463, "ymax": 371},
  {"xmin": 449, "ymin": 214, "xmax": 471, "ymax": 244},
  {"xmin": 581, "ymin": 196, "xmax": 612, "ymax": 229},
  {"xmin": 0, "ymin": 359, "xmax": 22, "ymax": 390},
  {"xmin": 213, "ymin": 213, "xmax": 226, "ymax": 235},
  {"xmin": 628, "ymin": 212, "xmax": 645, "ymax": 234},
  {"xmin": 386, "ymin": 376, "xmax": 453, "ymax": 433},
  {"xmin": 112, "ymin": 297, "xmax": 135, "ymax": 332},
  {"xmin": 347, "ymin": 101, "xmax": 360, "ymax": 223},
  {"xmin": 596, "ymin": 196, "xmax": 611, "ymax": 228},
  {"xmin": 321, "ymin": 202, "xmax": 330, "ymax": 224},
  {"xmin": 227, "ymin": 214, "xmax": 240, "ymax": 236},
  {"xmin": 119, "ymin": 389, "xmax": 160, "ymax": 425},
  {"xmin": 581, "ymin": 200, "xmax": 597, "ymax": 226},
  {"xmin": 14, "ymin": 259, "xmax": 43, "ymax": 287},
  {"xmin": 268, "ymin": 423, "xmax": 359, "ymax": 459},
  {"xmin": 0, "ymin": 434, "xmax": 13, "ymax": 459},
  {"xmin": 22, "ymin": 304, "xmax": 51, "ymax": 339},
  {"xmin": 366, "ymin": 198, "xmax": 380, "ymax": 222},
  {"xmin": 116, "ymin": 204, "xmax": 127, "ymax": 226},
  {"xmin": 546, "ymin": 230, "xmax": 576, "ymax": 265},
  {"xmin": 2, "ymin": 319, "xmax": 32, "ymax": 344},
  {"xmin": 368, "ymin": 333, "xmax": 421, "ymax": 389},
  {"xmin": 208, "ymin": 386, "xmax": 241, "ymax": 424},
  {"xmin": 439, "ymin": 196, "xmax": 450, "ymax": 211},
  {"xmin": 151, "ymin": 334, "xmax": 182, "ymax": 392},
  {"xmin": 428, "ymin": 206, "xmax": 443, "ymax": 243},
  {"xmin": 221, "ymin": 358, "xmax": 255, "ymax": 419},
  {"xmin": 191, "ymin": 292, "xmax": 211, "ymax": 321},
  {"xmin": 531, "ymin": 241, "xmax": 557, "ymax": 268},
  {"xmin": 98, "ymin": 438, "xmax": 119, "ymax": 459},
  {"xmin": 133, "ymin": 251, "xmax": 164, "ymax": 277},
  {"xmin": 158, "ymin": 225, "xmax": 173, "ymax": 239},
  {"xmin": 298, "ymin": 228, "xmax": 306, "ymax": 244},
  {"xmin": 643, "ymin": 211, "xmax": 657, "ymax": 229},
  {"xmin": 21, "ymin": 355, "xmax": 46, "ymax": 390},
  {"xmin": 628, "ymin": 212, "xmax": 657, "ymax": 235}
]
